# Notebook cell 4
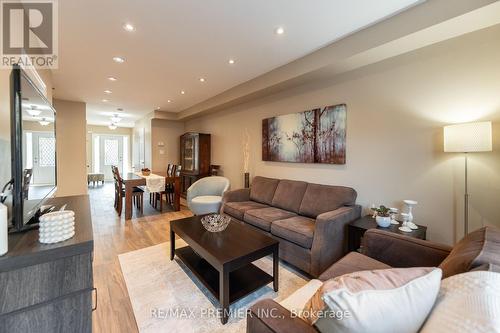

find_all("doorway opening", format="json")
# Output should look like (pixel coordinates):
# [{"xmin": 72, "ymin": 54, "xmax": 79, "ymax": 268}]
[{"xmin": 90, "ymin": 134, "xmax": 130, "ymax": 180}]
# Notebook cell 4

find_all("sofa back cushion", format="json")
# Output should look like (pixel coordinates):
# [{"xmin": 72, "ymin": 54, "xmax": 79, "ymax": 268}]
[
  {"xmin": 271, "ymin": 179, "xmax": 308, "ymax": 213},
  {"xmin": 439, "ymin": 226, "xmax": 500, "ymax": 278},
  {"xmin": 299, "ymin": 183, "xmax": 357, "ymax": 218},
  {"xmin": 250, "ymin": 176, "xmax": 280, "ymax": 205}
]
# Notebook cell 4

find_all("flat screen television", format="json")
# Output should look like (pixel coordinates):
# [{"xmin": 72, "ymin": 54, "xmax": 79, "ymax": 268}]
[{"xmin": 5, "ymin": 65, "xmax": 57, "ymax": 231}]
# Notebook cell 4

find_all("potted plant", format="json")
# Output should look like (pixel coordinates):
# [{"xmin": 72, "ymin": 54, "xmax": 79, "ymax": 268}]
[{"xmin": 371, "ymin": 205, "xmax": 392, "ymax": 227}]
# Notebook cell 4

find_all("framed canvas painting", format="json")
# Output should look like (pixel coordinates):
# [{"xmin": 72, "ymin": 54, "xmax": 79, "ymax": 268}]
[{"xmin": 262, "ymin": 104, "xmax": 346, "ymax": 164}]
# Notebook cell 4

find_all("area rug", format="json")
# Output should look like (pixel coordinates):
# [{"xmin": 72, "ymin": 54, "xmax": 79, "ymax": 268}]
[{"xmin": 118, "ymin": 240, "xmax": 309, "ymax": 333}]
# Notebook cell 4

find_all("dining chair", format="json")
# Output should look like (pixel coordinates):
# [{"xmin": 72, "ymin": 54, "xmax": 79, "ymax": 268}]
[
  {"xmin": 151, "ymin": 164, "xmax": 172, "ymax": 206},
  {"xmin": 112, "ymin": 166, "xmax": 144, "ymax": 215},
  {"xmin": 22, "ymin": 168, "xmax": 33, "ymax": 200},
  {"xmin": 165, "ymin": 165, "xmax": 181, "ymax": 205},
  {"xmin": 151, "ymin": 164, "xmax": 181, "ymax": 211}
]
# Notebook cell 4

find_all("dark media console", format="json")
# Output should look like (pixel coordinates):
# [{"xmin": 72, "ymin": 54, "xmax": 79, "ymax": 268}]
[{"xmin": 0, "ymin": 195, "xmax": 94, "ymax": 332}]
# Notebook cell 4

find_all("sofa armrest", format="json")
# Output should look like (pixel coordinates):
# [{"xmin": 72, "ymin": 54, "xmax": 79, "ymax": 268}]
[
  {"xmin": 222, "ymin": 188, "xmax": 250, "ymax": 203},
  {"xmin": 310, "ymin": 205, "xmax": 362, "ymax": 277},
  {"xmin": 361, "ymin": 229, "xmax": 452, "ymax": 267},
  {"xmin": 247, "ymin": 299, "xmax": 317, "ymax": 333},
  {"xmin": 220, "ymin": 188, "xmax": 251, "ymax": 214}
]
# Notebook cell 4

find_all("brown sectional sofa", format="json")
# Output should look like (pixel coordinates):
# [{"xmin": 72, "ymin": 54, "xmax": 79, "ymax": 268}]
[
  {"xmin": 247, "ymin": 226, "xmax": 500, "ymax": 333},
  {"xmin": 221, "ymin": 176, "xmax": 361, "ymax": 277}
]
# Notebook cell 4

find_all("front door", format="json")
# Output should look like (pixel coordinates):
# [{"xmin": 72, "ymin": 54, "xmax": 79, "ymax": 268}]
[
  {"xmin": 99, "ymin": 135, "xmax": 123, "ymax": 180},
  {"xmin": 32, "ymin": 132, "xmax": 56, "ymax": 185}
]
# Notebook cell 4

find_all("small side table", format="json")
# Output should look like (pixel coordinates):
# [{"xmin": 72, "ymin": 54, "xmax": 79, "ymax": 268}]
[{"xmin": 348, "ymin": 215, "xmax": 427, "ymax": 252}]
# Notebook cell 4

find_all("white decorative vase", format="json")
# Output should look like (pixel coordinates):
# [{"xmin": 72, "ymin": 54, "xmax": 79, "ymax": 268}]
[
  {"xmin": 39, "ymin": 210, "xmax": 76, "ymax": 244},
  {"xmin": 376, "ymin": 216, "xmax": 391, "ymax": 228}
]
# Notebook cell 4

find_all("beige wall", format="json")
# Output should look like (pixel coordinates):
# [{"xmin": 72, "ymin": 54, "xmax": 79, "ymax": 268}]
[
  {"xmin": 87, "ymin": 124, "xmax": 133, "ymax": 136},
  {"xmin": 151, "ymin": 119, "xmax": 185, "ymax": 172},
  {"xmin": 133, "ymin": 113, "xmax": 153, "ymax": 170},
  {"xmin": 133, "ymin": 115, "xmax": 185, "ymax": 172},
  {"xmin": 185, "ymin": 26, "xmax": 500, "ymax": 245},
  {"xmin": 53, "ymin": 99, "xmax": 87, "ymax": 197}
]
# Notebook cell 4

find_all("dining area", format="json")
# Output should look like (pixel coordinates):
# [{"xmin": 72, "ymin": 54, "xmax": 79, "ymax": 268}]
[{"xmin": 111, "ymin": 164, "xmax": 182, "ymax": 220}]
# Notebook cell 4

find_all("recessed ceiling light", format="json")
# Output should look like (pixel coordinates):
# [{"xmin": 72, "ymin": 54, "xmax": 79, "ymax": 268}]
[
  {"xmin": 199, "ymin": 78, "xmax": 206, "ymax": 82},
  {"xmin": 113, "ymin": 56, "xmax": 125, "ymax": 63},
  {"xmin": 108, "ymin": 77, "xmax": 117, "ymax": 81},
  {"xmin": 275, "ymin": 27, "xmax": 285, "ymax": 35},
  {"xmin": 102, "ymin": 99, "xmax": 108, "ymax": 102},
  {"xmin": 228, "ymin": 59, "xmax": 235, "ymax": 65},
  {"xmin": 155, "ymin": 106, "xmax": 161, "ymax": 110},
  {"xmin": 180, "ymin": 90, "xmax": 185, "ymax": 95},
  {"xmin": 104, "ymin": 90, "xmax": 112, "ymax": 94},
  {"xmin": 123, "ymin": 23, "xmax": 135, "ymax": 32},
  {"xmin": 167, "ymin": 100, "xmax": 172, "ymax": 103}
]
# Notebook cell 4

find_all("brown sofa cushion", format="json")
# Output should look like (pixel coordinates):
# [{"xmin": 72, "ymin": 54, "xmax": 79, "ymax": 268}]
[
  {"xmin": 318, "ymin": 252, "xmax": 391, "ymax": 281},
  {"xmin": 250, "ymin": 176, "xmax": 280, "ymax": 205},
  {"xmin": 271, "ymin": 179, "xmax": 308, "ymax": 213},
  {"xmin": 248, "ymin": 299, "xmax": 318, "ymax": 333},
  {"xmin": 244, "ymin": 207, "xmax": 296, "ymax": 232},
  {"xmin": 271, "ymin": 216, "xmax": 315, "ymax": 249},
  {"xmin": 439, "ymin": 226, "xmax": 500, "ymax": 278},
  {"xmin": 223, "ymin": 201, "xmax": 268, "ymax": 220},
  {"xmin": 299, "ymin": 183, "xmax": 357, "ymax": 218}
]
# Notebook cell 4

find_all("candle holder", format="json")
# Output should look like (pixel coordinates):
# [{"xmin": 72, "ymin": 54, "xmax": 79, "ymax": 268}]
[
  {"xmin": 399, "ymin": 213, "xmax": 412, "ymax": 233},
  {"xmin": 404, "ymin": 200, "xmax": 419, "ymax": 230}
]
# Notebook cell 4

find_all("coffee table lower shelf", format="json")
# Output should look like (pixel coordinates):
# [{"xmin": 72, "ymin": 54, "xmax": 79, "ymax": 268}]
[{"xmin": 175, "ymin": 246, "xmax": 274, "ymax": 304}]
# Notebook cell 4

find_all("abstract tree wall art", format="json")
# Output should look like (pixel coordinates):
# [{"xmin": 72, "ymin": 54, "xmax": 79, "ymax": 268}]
[{"xmin": 262, "ymin": 104, "xmax": 346, "ymax": 164}]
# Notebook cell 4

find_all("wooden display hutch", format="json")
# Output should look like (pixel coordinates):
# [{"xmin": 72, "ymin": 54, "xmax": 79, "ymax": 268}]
[{"xmin": 180, "ymin": 132, "xmax": 211, "ymax": 197}]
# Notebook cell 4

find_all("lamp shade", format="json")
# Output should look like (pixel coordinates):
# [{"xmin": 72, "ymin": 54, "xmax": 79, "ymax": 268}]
[{"xmin": 444, "ymin": 121, "xmax": 492, "ymax": 152}]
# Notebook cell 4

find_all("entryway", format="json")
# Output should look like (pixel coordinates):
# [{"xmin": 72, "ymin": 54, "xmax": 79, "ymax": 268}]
[
  {"xmin": 89, "ymin": 134, "xmax": 129, "ymax": 181},
  {"xmin": 24, "ymin": 131, "xmax": 56, "ymax": 185}
]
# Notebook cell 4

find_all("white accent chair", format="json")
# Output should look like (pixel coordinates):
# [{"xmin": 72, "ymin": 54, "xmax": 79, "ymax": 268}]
[{"xmin": 187, "ymin": 176, "xmax": 230, "ymax": 215}]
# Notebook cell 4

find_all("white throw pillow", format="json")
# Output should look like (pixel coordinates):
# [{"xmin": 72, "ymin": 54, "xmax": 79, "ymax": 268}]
[
  {"xmin": 420, "ymin": 271, "xmax": 500, "ymax": 333},
  {"xmin": 309, "ymin": 268, "xmax": 442, "ymax": 333}
]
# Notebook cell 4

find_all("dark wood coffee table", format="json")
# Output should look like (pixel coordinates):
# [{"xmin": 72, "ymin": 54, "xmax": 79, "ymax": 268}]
[{"xmin": 170, "ymin": 215, "xmax": 279, "ymax": 324}]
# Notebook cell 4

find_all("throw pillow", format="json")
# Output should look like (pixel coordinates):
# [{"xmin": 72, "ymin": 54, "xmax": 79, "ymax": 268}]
[
  {"xmin": 420, "ymin": 271, "xmax": 500, "ymax": 333},
  {"xmin": 303, "ymin": 267, "xmax": 442, "ymax": 333},
  {"xmin": 438, "ymin": 226, "xmax": 500, "ymax": 278}
]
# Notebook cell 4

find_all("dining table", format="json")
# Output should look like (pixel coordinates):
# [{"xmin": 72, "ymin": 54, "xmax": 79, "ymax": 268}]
[{"xmin": 121, "ymin": 171, "xmax": 181, "ymax": 220}]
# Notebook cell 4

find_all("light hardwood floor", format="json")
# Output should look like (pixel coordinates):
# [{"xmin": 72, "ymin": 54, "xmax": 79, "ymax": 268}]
[{"xmin": 89, "ymin": 183, "xmax": 192, "ymax": 333}]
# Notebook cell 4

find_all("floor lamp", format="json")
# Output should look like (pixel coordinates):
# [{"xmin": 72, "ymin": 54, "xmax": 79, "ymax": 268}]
[{"xmin": 443, "ymin": 121, "xmax": 492, "ymax": 236}]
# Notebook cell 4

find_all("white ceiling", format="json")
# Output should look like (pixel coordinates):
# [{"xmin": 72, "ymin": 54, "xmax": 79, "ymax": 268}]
[{"xmin": 52, "ymin": 0, "xmax": 422, "ymax": 127}]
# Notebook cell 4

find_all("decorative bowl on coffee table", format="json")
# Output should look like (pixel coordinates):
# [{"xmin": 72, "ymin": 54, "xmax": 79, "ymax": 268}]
[{"xmin": 201, "ymin": 214, "xmax": 231, "ymax": 232}]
